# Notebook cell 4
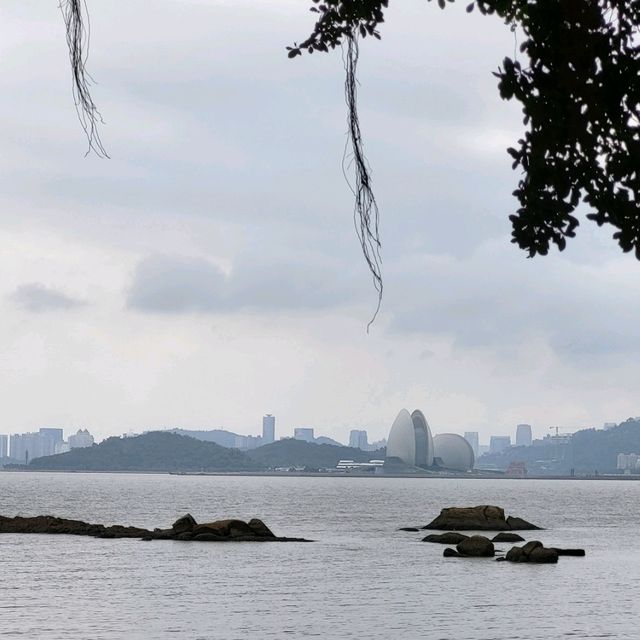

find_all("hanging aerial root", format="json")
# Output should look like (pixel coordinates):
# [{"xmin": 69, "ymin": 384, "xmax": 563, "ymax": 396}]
[
  {"xmin": 343, "ymin": 33, "xmax": 382, "ymax": 331},
  {"xmin": 59, "ymin": 0, "xmax": 109, "ymax": 157}
]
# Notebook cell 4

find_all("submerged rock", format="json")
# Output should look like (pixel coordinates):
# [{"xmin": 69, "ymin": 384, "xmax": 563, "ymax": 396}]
[
  {"xmin": 398, "ymin": 527, "xmax": 420, "ymax": 532},
  {"xmin": 443, "ymin": 548, "xmax": 461, "ymax": 558},
  {"xmin": 422, "ymin": 532, "xmax": 469, "ymax": 544},
  {"xmin": 422, "ymin": 506, "xmax": 541, "ymax": 531},
  {"xmin": 550, "ymin": 548, "xmax": 586, "ymax": 557},
  {"xmin": 0, "ymin": 514, "xmax": 310, "ymax": 542},
  {"xmin": 492, "ymin": 532, "xmax": 525, "ymax": 543}
]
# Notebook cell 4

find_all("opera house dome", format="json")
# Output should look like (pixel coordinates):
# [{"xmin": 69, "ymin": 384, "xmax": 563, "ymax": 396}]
[
  {"xmin": 386, "ymin": 409, "xmax": 434, "ymax": 467},
  {"xmin": 433, "ymin": 433, "xmax": 475, "ymax": 472}
]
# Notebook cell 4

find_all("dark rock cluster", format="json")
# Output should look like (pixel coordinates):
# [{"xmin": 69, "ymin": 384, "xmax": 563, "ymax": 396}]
[
  {"xmin": 0, "ymin": 514, "xmax": 310, "ymax": 542},
  {"xmin": 421, "ymin": 505, "xmax": 541, "ymax": 531},
  {"xmin": 411, "ymin": 506, "xmax": 584, "ymax": 565}
]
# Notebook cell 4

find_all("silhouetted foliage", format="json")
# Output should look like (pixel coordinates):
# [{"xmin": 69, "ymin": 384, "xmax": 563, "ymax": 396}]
[
  {"xmin": 289, "ymin": 0, "xmax": 640, "ymax": 265},
  {"xmin": 27, "ymin": 431, "xmax": 263, "ymax": 472}
]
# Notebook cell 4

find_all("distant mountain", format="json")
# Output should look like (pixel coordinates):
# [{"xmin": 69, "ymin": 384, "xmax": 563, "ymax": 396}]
[
  {"xmin": 27, "ymin": 431, "xmax": 264, "ymax": 472},
  {"xmin": 479, "ymin": 419, "xmax": 640, "ymax": 475},
  {"xmin": 247, "ymin": 439, "xmax": 385, "ymax": 470}
]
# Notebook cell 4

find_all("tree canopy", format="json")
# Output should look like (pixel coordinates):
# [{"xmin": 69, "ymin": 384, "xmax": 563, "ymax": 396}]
[
  {"xmin": 58, "ymin": 0, "xmax": 640, "ymax": 312},
  {"xmin": 289, "ymin": 0, "xmax": 640, "ymax": 263}
]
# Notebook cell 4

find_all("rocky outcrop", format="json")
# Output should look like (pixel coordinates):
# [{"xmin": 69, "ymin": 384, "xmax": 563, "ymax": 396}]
[
  {"xmin": 171, "ymin": 514, "xmax": 197, "ymax": 534},
  {"xmin": 422, "ymin": 506, "xmax": 541, "ymax": 531},
  {"xmin": 422, "ymin": 532, "xmax": 469, "ymax": 544},
  {"xmin": 492, "ymin": 532, "xmax": 525, "ymax": 543},
  {"xmin": 456, "ymin": 535, "xmax": 495, "ymax": 557},
  {"xmin": 247, "ymin": 518, "xmax": 276, "ymax": 538},
  {"xmin": 0, "ymin": 514, "xmax": 309, "ymax": 542},
  {"xmin": 505, "ymin": 541, "xmax": 558, "ymax": 563}
]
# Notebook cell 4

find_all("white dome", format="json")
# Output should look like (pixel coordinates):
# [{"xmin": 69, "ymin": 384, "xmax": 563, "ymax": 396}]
[{"xmin": 433, "ymin": 433, "xmax": 475, "ymax": 471}]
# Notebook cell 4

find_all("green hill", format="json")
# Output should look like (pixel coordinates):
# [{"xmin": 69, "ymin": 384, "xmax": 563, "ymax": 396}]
[
  {"xmin": 27, "ymin": 431, "xmax": 264, "ymax": 472},
  {"xmin": 247, "ymin": 439, "xmax": 385, "ymax": 470},
  {"xmin": 479, "ymin": 418, "xmax": 640, "ymax": 475}
]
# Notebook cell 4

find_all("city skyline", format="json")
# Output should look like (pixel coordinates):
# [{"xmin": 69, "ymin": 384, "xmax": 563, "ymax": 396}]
[{"xmin": 0, "ymin": 414, "xmax": 630, "ymax": 449}]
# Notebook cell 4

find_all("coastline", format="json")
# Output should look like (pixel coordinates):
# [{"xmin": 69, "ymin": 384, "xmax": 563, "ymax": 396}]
[{"xmin": 2, "ymin": 468, "xmax": 640, "ymax": 480}]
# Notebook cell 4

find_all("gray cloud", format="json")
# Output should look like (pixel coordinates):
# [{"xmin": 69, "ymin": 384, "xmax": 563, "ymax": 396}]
[
  {"xmin": 126, "ymin": 253, "xmax": 361, "ymax": 314},
  {"xmin": 10, "ymin": 283, "xmax": 86, "ymax": 313},
  {"xmin": 384, "ymin": 238, "xmax": 640, "ymax": 361},
  {"xmin": 126, "ymin": 255, "xmax": 227, "ymax": 313}
]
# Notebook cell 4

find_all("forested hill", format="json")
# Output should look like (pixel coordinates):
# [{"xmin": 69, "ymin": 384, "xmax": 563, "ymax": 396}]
[
  {"xmin": 246, "ymin": 439, "xmax": 385, "ymax": 470},
  {"xmin": 479, "ymin": 419, "xmax": 640, "ymax": 475},
  {"xmin": 27, "ymin": 431, "xmax": 264, "ymax": 472}
]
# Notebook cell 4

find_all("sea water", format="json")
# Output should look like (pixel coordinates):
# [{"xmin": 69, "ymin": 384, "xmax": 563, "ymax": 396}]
[{"xmin": 1, "ymin": 473, "xmax": 638, "ymax": 639}]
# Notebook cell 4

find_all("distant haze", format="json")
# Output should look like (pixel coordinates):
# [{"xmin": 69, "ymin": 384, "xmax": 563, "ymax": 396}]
[{"xmin": 0, "ymin": 1, "xmax": 638, "ymax": 443}]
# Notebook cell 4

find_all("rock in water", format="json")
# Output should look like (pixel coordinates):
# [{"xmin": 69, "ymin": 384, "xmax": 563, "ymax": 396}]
[
  {"xmin": 550, "ymin": 548, "xmax": 586, "ymax": 557},
  {"xmin": 492, "ymin": 532, "xmax": 525, "ymax": 543},
  {"xmin": 0, "ymin": 514, "xmax": 309, "ymax": 542},
  {"xmin": 247, "ymin": 518, "xmax": 276, "ymax": 538},
  {"xmin": 505, "ymin": 546, "xmax": 526, "ymax": 562},
  {"xmin": 456, "ymin": 535, "xmax": 495, "ymax": 557},
  {"xmin": 422, "ymin": 532, "xmax": 469, "ymax": 544},
  {"xmin": 505, "ymin": 541, "xmax": 560, "ymax": 564},
  {"xmin": 172, "ymin": 514, "xmax": 197, "ymax": 534},
  {"xmin": 528, "ymin": 547, "xmax": 559, "ymax": 563},
  {"xmin": 505, "ymin": 516, "xmax": 541, "ymax": 530},
  {"xmin": 398, "ymin": 527, "xmax": 420, "ymax": 532},
  {"xmin": 443, "ymin": 548, "xmax": 461, "ymax": 558},
  {"xmin": 521, "ymin": 540, "xmax": 544, "ymax": 556},
  {"xmin": 422, "ymin": 506, "xmax": 541, "ymax": 531},
  {"xmin": 193, "ymin": 519, "xmax": 256, "ymax": 538}
]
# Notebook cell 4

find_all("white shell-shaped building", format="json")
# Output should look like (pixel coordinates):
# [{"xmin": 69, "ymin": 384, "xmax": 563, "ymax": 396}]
[
  {"xmin": 386, "ymin": 408, "xmax": 434, "ymax": 467},
  {"xmin": 433, "ymin": 433, "xmax": 475, "ymax": 471}
]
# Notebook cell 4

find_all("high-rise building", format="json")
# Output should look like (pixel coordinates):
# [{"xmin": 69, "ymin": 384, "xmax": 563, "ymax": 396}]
[
  {"xmin": 463, "ymin": 432, "xmax": 479, "ymax": 458},
  {"xmin": 349, "ymin": 429, "xmax": 368, "ymax": 450},
  {"xmin": 9, "ymin": 428, "xmax": 65, "ymax": 463},
  {"xmin": 0, "ymin": 434, "xmax": 8, "ymax": 458},
  {"xmin": 68, "ymin": 429, "xmax": 94, "ymax": 449},
  {"xmin": 293, "ymin": 428, "xmax": 314, "ymax": 442},
  {"xmin": 515, "ymin": 424, "xmax": 533, "ymax": 447},
  {"xmin": 489, "ymin": 435, "xmax": 511, "ymax": 454},
  {"xmin": 262, "ymin": 415, "xmax": 275, "ymax": 445}
]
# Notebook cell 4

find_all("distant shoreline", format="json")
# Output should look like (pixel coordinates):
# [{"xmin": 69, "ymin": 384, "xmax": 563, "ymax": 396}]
[{"xmin": 2, "ymin": 468, "xmax": 640, "ymax": 480}]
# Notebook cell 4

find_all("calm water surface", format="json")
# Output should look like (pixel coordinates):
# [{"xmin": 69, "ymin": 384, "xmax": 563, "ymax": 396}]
[{"xmin": 1, "ymin": 473, "xmax": 638, "ymax": 639}]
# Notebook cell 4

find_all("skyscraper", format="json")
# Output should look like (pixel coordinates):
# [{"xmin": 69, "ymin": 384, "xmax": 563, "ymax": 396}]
[
  {"xmin": 349, "ymin": 429, "xmax": 368, "ymax": 450},
  {"xmin": 9, "ymin": 428, "xmax": 65, "ymax": 463},
  {"xmin": 489, "ymin": 435, "xmax": 511, "ymax": 454},
  {"xmin": 463, "ymin": 431, "xmax": 479, "ymax": 459},
  {"xmin": 515, "ymin": 424, "xmax": 532, "ymax": 447},
  {"xmin": 0, "ymin": 434, "xmax": 7, "ymax": 458},
  {"xmin": 262, "ymin": 415, "xmax": 275, "ymax": 445},
  {"xmin": 293, "ymin": 428, "xmax": 314, "ymax": 442}
]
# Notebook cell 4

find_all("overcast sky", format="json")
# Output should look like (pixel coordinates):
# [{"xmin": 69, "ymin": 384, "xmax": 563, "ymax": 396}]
[{"xmin": 1, "ymin": 0, "xmax": 638, "ymax": 445}]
